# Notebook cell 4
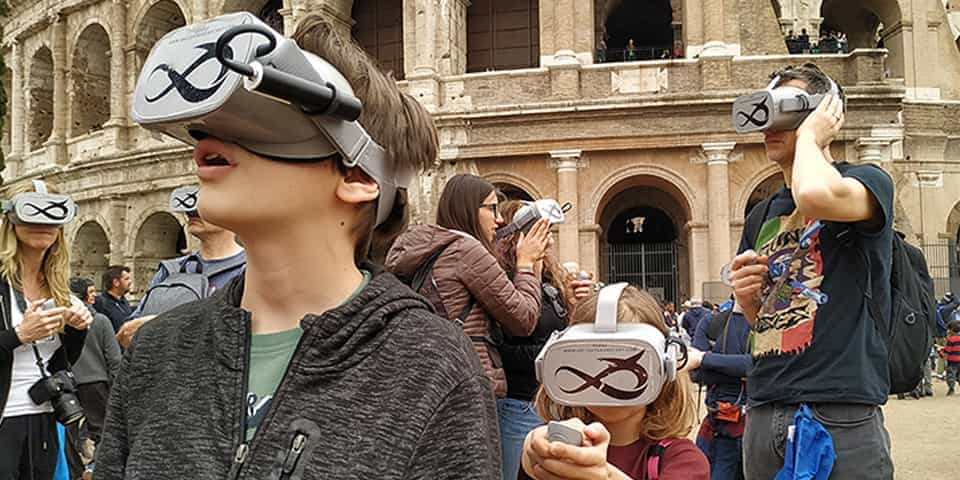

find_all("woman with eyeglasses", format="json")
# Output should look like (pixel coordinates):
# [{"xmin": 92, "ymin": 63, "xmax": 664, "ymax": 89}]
[
  {"xmin": 493, "ymin": 200, "xmax": 595, "ymax": 480},
  {"xmin": 387, "ymin": 174, "xmax": 550, "ymax": 401}
]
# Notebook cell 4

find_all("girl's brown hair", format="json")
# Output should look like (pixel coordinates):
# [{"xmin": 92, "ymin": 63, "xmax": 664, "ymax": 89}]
[
  {"xmin": 436, "ymin": 174, "xmax": 498, "ymax": 253},
  {"xmin": 496, "ymin": 200, "xmax": 572, "ymax": 305},
  {"xmin": 534, "ymin": 286, "xmax": 698, "ymax": 441}
]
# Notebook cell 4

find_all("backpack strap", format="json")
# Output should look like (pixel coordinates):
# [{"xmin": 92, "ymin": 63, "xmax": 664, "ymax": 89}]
[
  {"xmin": 201, "ymin": 252, "xmax": 247, "ymax": 278},
  {"xmin": 744, "ymin": 195, "xmax": 776, "ymax": 250},
  {"xmin": 645, "ymin": 440, "xmax": 673, "ymax": 480},
  {"xmin": 410, "ymin": 243, "xmax": 456, "ymax": 292}
]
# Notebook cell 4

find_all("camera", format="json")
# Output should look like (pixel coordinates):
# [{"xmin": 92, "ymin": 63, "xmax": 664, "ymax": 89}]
[{"xmin": 28, "ymin": 370, "xmax": 85, "ymax": 425}]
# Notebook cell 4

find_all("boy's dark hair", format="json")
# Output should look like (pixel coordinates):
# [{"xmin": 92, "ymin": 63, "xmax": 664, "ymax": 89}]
[
  {"xmin": 770, "ymin": 63, "xmax": 846, "ymax": 105},
  {"xmin": 292, "ymin": 15, "xmax": 439, "ymax": 265},
  {"xmin": 102, "ymin": 265, "xmax": 130, "ymax": 291},
  {"xmin": 70, "ymin": 277, "xmax": 94, "ymax": 299},
  {"xmin": 949, "ymin": 319, "xmax": 960, "ymax": 334}
]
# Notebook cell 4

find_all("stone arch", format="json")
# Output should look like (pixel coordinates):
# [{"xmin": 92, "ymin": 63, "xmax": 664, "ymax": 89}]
[
  {"xmin": 71, "ymin": 221, "xmax": 111, "ymax": 283},
  {"xmin": 945, "ymin": 200, "xmax": 960, "ymax": 244},
  {"xmin": 69, "ymin": 23, "xmax": 111, "ymax": 138},
  {"xmin": 27, "ymin": 46, "xmax": 54, "ymax": 151},
  {"xmin": 595, "ymin": 0, "xmax": 679, "ymax": 62},
  {"xmin": 734, "ymin": 163, "xmax": 784, "ymax": 219},
  {"xmin": 132, "ymin": 0, "xmax": 189, "ymax": 72},
  {"xmin": 821, "ymin": 0, "xmax": 904, "ymax": 75},
  {"xmin": 131, "ymin": 210, "xmax": 185, "ymax": 296},
  {"xmin": 352, "ymin": 0, "xmax": 405, "ymax": 79},
  {"xmin": 484, "ymin": 172, "xmax": 544, "ymax": 200},
  {"xmin": 586, "ymin": 164, "xmax": 696, "ymax": 226},
  {"xmin": 217, "ymin": 0, "xmax": 284, "ymax": 32},
  {"xmin": 466, "ymin": 0, "xmax": 540, "ymax": 72}
]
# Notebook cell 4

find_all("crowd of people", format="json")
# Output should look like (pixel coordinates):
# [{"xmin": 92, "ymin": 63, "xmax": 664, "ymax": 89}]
[
  {"xmin": 0, "ymin": 10, "xmax": 945, "ymax": 480},
  {"xmin": 785, "ymin": 29, "xmax": 849, "ymax": 55}
]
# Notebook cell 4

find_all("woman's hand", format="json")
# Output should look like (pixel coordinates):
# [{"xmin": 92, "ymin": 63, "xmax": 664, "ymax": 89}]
[
  {"xmin": 516, "ymin": 219, "xmax": 551, "ymax": 270},
  {"xmin": 522, "ymin": 419, "xmax": 622, "ymax": 480},
  {"xmin": 62, "ymin": 299, "xmax": 93, "ymax": 331},
  {"xmin": 568, "ymin": 273, "xmax": 594, "ymax": 301},
  {"xmin": 16, "ymin": 299, "xmax": 66, "ymax": 343},
  {"xmin": 682, "ymin": 347, "xmax": 706, "ymax": 372}
]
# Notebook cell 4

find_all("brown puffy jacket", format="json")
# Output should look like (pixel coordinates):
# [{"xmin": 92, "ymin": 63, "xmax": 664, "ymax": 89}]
[{"xmin": 386, "ymin": 224, "xmax": 542, "ymax": 397}]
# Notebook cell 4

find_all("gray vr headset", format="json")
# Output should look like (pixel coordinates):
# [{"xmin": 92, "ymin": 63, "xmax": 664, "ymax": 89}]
[
  {"xmin": 131, "ymin": 12, "xmax": 413, "ymax": 226},
  {"xmin": 535, "ymin": 283, "xmax": 687, "ymax": 407},
  {"xmin": 1, "ymin": 180, "xmax": 78, "ymax": 226},
  {"xmin": 495, "ymin": 199, "xmax": 571, "ymax": 241},
  {"xmin": 170, "ymin": 186, "xmax": 200, "ymax": 214},
  {"xmin": 732, "ymin": 75, "xmax": 844, "ymax": 133}
]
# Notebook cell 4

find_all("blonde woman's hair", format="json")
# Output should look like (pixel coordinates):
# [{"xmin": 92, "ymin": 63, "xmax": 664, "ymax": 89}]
[
  {"xmin": 534, "ymin": 286, "xmax": 698, "ymax": 441},
  {"xmin": 0, "ymin": 180, "xmax": 72, "ymax": 307}
]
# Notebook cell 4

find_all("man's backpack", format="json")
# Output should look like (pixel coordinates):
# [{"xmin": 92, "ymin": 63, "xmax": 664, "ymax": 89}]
[
  {"xmin": 744, "ymin": 175, "xmax": 935, "ymax": 395},
  {"xmin": 867, "ymin": 232, "xmax": 936, "ymax": 394},
  {"xmin": 137, "ymin": 253, "xmax": 246, "ymax": 317}
]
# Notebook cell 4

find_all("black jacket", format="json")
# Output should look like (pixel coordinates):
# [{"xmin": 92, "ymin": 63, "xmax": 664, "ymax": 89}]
[
  {"xmin": 500, "ymin": 281, "xmax": 568, "ymax": 401},
  {"xmin": 0, "ymin": 277, "xmax": 87, "ymax": 416},
  {"xmin": 95, "ymin": 267, "xmax": 501, "ymax": 479}
]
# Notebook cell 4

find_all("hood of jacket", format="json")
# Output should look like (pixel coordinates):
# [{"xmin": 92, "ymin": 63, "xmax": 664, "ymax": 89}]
[{"xmin": 385, "ymin": 225, "xmax": 471, "ymax": 279}]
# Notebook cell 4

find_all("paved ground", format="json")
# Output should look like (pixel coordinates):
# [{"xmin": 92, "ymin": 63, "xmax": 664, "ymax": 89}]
[{"xmin": 883, "ymin": 379, "xmax": 958, "ymax": 479}]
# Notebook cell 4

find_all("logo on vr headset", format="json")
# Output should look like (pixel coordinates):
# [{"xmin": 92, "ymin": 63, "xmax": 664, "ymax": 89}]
[
  {"xmin": 556, "ymin": 351, "xmax": 649, "ymax": 400},
  {"xmin": 24, "ymin": 200, "xmax": 72, "ymax": 222},
  {"xmin": 173, "ymin": 191, "xmax": 199, "ymax": 210},
  {"xmin": 145, "ymin": 43, "xmax": 234, "ymax": 104},
  {"xmin": 737, "ymin": 100, "xmax": 770, "ymax": 129}
]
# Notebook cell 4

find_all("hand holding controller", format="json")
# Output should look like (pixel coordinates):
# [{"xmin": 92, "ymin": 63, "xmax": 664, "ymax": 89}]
[{"xmin": 547, "ymin": 420, "xmax": 583, "ymax": 446}]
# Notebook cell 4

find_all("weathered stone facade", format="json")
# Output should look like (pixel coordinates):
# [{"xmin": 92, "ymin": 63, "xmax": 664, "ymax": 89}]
[{"xmin": 1, "ymin": 0, "xmax": 958, "ymax": 302}]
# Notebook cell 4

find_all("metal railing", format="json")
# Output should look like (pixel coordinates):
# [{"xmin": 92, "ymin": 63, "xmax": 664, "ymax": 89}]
[
  {"xmin": 602, "ymin": 241, "xmax": 680, "ymax": 304},
  {"xmin": 595, "ymin": 45, "xmax": 679, "ymax": 63}
]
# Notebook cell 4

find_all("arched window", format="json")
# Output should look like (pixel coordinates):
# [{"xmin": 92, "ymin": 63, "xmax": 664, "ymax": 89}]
[
  {"xmin": 352, "ymin": 0, "xmax": 405, "ymax": 79},
  {"xmin": 595, "ymin": 0, "xmax": 678, "ymax": 62},
  {"xmin": 70, "ymin": 24, "xmax": 111, "ymax": 137},
  {"xmin": 466, "ymin": 0, "xmax": 539, "ymax": 72}
]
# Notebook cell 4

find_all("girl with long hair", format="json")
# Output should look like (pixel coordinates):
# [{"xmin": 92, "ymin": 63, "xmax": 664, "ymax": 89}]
[
  {"xmin": 520, "ymin": 286, "xmax": 709, "ymax": 479},
  {"xmin": 387, "ymin": 174, "xmax": 551, "ymax": 397},
  {"xmin": 0, "ymin": 180, "xmax": 92, "ymax": 479}
]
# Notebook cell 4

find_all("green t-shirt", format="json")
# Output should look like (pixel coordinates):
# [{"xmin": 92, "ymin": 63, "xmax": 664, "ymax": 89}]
[{"xmin": 244, "ymin": 270, "xmax": 371, "ymax": 440}]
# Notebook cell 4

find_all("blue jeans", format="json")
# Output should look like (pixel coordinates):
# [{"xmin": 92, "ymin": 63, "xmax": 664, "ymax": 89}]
[
  {"xmin": 497, "ymin": 397, "xmax": 542, "ymax": 480},
  {"xmin": 696, "ymin": 434, "xmax": 744, "ymax": 480}
]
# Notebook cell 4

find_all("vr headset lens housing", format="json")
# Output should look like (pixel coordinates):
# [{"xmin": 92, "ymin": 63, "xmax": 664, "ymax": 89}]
[
  {"xmin": 170, "ymin": 186, "xmax": 200, "ymax": 214},
  {"xmin": 495, "ymin": 199, "xmax": 569, "ymax": 240},
  {"xmin": 2, "ymin": 181, "xmax": 78, "ymax": 226},
  {"xmin": 535, "ymin": 283, "xmax": 680, "ymax": 407},
  {"xmin": 132, "ymin": 12, "xmax": 412, "ymax": 226},
  {"xmin": 732, "ymin": 75, "xmax": 842, "ymax": 133}
]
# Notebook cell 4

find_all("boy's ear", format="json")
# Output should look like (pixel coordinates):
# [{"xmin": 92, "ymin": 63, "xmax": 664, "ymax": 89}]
[{"xmin": 336, "ymin": 167, "xmax": 380, "ymax": 205}]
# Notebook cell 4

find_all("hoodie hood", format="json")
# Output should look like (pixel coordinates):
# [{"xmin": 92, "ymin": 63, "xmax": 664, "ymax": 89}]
[{"xmin": 386, "ymin": 224, "xmax": 472, "ymax": 279}]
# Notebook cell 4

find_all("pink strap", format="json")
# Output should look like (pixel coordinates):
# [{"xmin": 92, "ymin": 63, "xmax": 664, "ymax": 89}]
[{"xmin": 645, "ymin": 440, "xmax": 674, "ymax": 480}]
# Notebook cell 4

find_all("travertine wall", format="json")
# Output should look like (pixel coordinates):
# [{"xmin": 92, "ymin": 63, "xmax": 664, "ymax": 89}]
[{"xmin": 0, "ymin": 0, "xmax": 957, "ymax": 301}]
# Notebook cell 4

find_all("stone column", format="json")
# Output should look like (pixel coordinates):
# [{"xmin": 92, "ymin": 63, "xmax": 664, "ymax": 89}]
[
  {"xmin": 106, "ymin": 197, "xmax": 129, "ymax": 265},
  {"xmin": 404, "ymin": 0, "xmax": 442, "ymax": 109},
  {"xmin": 688, "ymin": 223, "xmax": 710, "ymax": 300},
  {"xmin": 700, "ymin": 142, "xmax": 736, "ymax": 282},
  {"xmin": 855, "ymin": 137, "xmax": 893, "ymax": 167},
  {"xmin": 194, "ymin": 0, "xmax": 208, "ymax": 20},
  {"xmin": 107, "ymin": 0, "xmax": 129, "ymax": 150},
  {"xmin": 700, "ymin": 0, "xmax": 728, "ymax": 56},
  {"xmin": 550, "ymin": 149, "xmax": 584, "ymax": 266},
  {"xmin": 47, "ymin": 14, "xmax": 68, "ymax": 165},
  {"xmin": 9, "ymin": 40, "xmax": 24, "ymax": 175}
]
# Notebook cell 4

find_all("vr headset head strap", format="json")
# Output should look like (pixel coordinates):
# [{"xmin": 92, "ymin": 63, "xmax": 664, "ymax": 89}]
[{"xmin": 595, "ymin": 282, "xmax": 630, "ymax": 333}]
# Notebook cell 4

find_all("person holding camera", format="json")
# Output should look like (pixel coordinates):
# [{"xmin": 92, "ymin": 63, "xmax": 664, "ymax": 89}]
[{"xmin": 0, "ymin": 179, "xmax": 92, "ymax": 480}]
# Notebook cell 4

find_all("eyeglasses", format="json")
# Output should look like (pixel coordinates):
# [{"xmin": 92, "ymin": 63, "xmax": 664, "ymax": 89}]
[{"xmin": 480, "ymin": 203, "xmax": 499, "ymax": 217}]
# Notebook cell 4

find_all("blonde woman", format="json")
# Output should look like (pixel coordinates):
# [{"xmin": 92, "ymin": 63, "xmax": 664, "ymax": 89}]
[{"xmin": 0, "ymin": 180, "xmax": 92, "ymax": 480}]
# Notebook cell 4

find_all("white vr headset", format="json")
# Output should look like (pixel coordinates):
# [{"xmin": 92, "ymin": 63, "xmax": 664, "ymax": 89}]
[
  {"xmin": 170, "ymin": 186, "xmax": 200, "ymax": 214},
  {"xmin": 732, "ymin": 74, "xmax": 844, "ymax": 134},
  {"xmin": 495, "ymin": 199, "xmax": 571, "ymax": 240},
  {"xmin": 535, "ymin": 283, "xmax": 686, "ymax": 407},
  {"xmin": 1, "ymin": 180, "xmax": 78, "ymax": 226},
  {"xmin": 131, "ymin": 12, "xmax": 413, "ymax": 226}
]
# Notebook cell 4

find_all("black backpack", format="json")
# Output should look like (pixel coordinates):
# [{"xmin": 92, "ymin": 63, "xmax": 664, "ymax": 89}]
[
  {"xmin": 137, "ymin": 253, "xmax": 246, "ymax": 317},
  {"xmin": 745, "ymin": 174, "xmax": 935, "ymax": 395}
]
